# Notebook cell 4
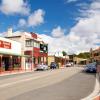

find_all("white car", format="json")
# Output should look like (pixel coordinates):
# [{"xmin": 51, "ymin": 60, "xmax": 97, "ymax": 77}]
[
  {"xmin": 65, "ymin": 62, "xmax": 73, "ymax": 67},
  {"xmin": 36, "ymin": 63, "xmax": 48, "ymax": 71}
]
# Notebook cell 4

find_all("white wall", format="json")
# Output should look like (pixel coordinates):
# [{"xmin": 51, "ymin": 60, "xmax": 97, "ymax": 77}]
[{"xmin": 0, "ymin": 37, "xmax": 21, "ymax": 55}]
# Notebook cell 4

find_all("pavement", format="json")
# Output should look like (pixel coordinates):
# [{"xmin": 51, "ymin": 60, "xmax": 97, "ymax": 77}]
[
  {"xmin": 93, "ymin": 73, "xmax": 100, "ymax": 100},
  {"xmin": 0, "ymin": 69, "xmax": 34, "ymax": 76},
  {"xmin": 0, "ymin": 67, "xmax": 100, "ymax": 100},
  {"xmin": 9, "ymin": 70, "xmax": 96, "ymax": 100}
]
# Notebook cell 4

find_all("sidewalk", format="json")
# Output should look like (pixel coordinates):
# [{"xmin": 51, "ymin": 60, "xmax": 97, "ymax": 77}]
[
  {"xmin": 93, "ymin": 95, "xmax": 100, "ymax": 100},
  {"xmin": 93, "ymin": 73, "xmax": 100, "ymax": 100},
  {"xmin": 0, "ymin": 69, "xmax": 35, "ymax": 77},
  {"xmin": 0, "ymin": 67, "xmax": 65, "ymax": 77}
]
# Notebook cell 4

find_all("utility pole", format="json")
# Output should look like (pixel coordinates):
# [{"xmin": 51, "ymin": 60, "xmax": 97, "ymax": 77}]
[{"xmin": 31, "ymin": 39, "xmax": 34, "ymax": 70}]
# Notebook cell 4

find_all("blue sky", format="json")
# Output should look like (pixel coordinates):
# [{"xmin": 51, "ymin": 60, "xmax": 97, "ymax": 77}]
[
  {"xmin": 0, "ymin": 0, "xmax": 99, "ymax": 54},
  {"xmin": 0, "ymin": 0, "xmax": 92, "ymax": 35}
]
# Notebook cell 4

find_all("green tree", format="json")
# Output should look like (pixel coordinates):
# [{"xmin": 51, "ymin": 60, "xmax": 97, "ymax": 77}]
[
  {"xmin": 62, "ymin": 51, "xmax": 67, "ymax": 56},
  {"xmin": 77, "ymin": 52, "xmax": 90, "ymax": 59}
]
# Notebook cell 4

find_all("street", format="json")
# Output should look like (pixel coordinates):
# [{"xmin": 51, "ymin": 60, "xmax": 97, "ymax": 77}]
[{"xmin": 0, "ymin": 67, "xmax": 96, "ymax": 100}]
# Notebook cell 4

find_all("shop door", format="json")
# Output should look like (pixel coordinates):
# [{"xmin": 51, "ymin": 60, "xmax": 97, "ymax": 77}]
[{"xmin": 2, "ymin": 56, "xmax": 10, "ymax": 71}]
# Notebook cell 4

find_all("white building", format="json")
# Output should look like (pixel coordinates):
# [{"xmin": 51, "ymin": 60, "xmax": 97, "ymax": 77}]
[
  {"xmin": 5, "ymin": 29, "xmax": 48, "ymax": 70},
  {"xmin": 0, "ymin": 36, "xmax": 21, "ymax": 71}
]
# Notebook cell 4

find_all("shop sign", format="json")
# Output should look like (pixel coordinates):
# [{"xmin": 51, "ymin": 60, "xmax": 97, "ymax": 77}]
[{"xmin": 0, "ymin": 40, "xmax": 11, "ymax": 49}]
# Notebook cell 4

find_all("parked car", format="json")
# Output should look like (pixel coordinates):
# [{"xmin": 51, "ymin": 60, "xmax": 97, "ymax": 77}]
[
  {"xmin": 84, "ymin": 62, "xmax": 96, "ymax": 73},
  {"xmin": 36, "ymin": 63, "xmax": 48, "ymax": 71},
  {"xmin": 50, "ymin": 62, "xmax": 59, "ymax": 69},
  {"xmin": 65, "ymin": 62, "xmax": 73, "ymax": 67},
  {"xmin": 70, "ymin": 62, "xmax": 74, "ymax": 66}
]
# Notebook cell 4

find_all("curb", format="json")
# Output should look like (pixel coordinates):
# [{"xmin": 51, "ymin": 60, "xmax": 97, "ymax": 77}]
[
  {"xmin": 0, "ymin": 70, "xmax": 35, "ymax": 77},
  {"xmin": 93, "ymin": 94, "xmax": 100, "ymax": 100},
  {"xmin": 81, "ymin": 73, "xmax": 100, "ymax": 100}
]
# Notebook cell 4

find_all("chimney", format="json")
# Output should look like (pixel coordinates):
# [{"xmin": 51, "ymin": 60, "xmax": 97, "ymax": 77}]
[{"xmin": 7, "ymin": 28, "xmax": 13, "ymax": 36}]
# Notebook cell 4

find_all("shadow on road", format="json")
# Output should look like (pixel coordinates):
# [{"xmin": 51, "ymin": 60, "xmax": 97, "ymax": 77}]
[{"xmin": 81, "ymin": 70, "xmax": 96, "ymax": 77}]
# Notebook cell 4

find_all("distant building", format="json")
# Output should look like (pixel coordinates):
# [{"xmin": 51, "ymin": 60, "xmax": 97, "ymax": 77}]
[
  {"xmin": 73, "ymin": 57, "xmax": 87, "ymax": 65},
  {"xmin": 48, "ymin": 54, "xmax": 69, "ymax": 67},
  {"xmin": 68, "ymin": 54, "xmax": 87, "ymax": 65},
  {"xmin": 68, "ymin": 54, "xmax": 74, "ymax": 62}
]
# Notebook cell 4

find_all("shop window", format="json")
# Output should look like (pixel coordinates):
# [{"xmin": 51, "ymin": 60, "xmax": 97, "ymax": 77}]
[{"xmin": 12, "ymin": 56, "xmax": 21, "ymax": 69}]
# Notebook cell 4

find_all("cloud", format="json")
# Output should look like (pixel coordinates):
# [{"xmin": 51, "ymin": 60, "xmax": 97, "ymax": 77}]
[
  {"xmin": 18, "ymin": 9, "xmax": 45, "ymax": 28},
  {"xmin": 39, "ymin": 0, "xmax": 100, "ymax": 54},
  {"xmin": 39, "ymin": 33, "xmax": 79, "ymax": 54},
  {"xmin": 51, "ymin": 26, "xmax": 65, "ymax": 38},
  {"xmin": 28, "ymin": 9, "xmax": 45, "ymax": 27},
  {"xmin": 0, "ymin": 0, "xmax": 30, "ymax": 15},
  {"xmin": 66, "ymin": 0, "xmax": 79, "ymax": 3},
  {"xmin": 18, "ymin": 19, "xmax": 27, "ymax": 27}
]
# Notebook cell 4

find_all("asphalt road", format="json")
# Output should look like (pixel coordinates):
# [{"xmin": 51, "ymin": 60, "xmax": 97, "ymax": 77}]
[{"xmin": 0, "ymin": 67, "xmax": 96, "ymax": 100}]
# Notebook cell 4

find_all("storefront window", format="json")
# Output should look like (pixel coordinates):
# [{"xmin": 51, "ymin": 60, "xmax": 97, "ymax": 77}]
[{"xmin": 12, "ymin": 56, "xmax": 21, "ymax": 69}]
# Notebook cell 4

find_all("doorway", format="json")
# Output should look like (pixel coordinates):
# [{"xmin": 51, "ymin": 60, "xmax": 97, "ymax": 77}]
[{"xmin": 2, "ymin": 56, "xmax": 10, "ymax": 71}]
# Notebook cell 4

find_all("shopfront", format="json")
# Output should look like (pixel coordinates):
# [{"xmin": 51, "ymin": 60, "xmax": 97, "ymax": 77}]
[{"xmin": 0, "ymin": 37, "xmax": 21, "ymax": 72}]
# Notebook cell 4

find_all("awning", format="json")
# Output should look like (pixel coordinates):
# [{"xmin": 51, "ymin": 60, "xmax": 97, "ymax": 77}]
[{"xmin": 0, "ymin": 51, "xmax": 31, "ymax": 57}]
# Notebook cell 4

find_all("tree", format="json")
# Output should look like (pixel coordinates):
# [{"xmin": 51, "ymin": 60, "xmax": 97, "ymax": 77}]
[
  {"xmin": 62, "ymin": 51, "xmax": 67, "ymax": 56},
  {"xmin": 76, "ymin": 52, "xmax": 90, "ymax": 59}
]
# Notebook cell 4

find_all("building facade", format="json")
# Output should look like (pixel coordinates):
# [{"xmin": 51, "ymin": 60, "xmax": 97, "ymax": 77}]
[
  {"xmin": 0, "ymin": 36, "xmax": 21, "ymax": 72},
  {"xmin": 73, "ymin": 57, "xmax": 87, "ymax": 65},
  {"xmin": 5, "ymin": 29, "xmax": 48, "ymax": 70},
  {"xmin": 48, "ymin": 55, "xmax": 69, "ymax": 67},
  {"xmin": 90, "ymin": 47, "xmax": 100, "ymax": 62}
]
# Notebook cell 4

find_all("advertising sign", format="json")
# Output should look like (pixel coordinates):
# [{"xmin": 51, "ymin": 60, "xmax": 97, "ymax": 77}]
[
  {"xmin": 0, "ymin": 37, "xmax": 21, "ymax": 55},
  {"xmin": 0, "ymin": 40, "xmax": 11, "ymax": 49}
]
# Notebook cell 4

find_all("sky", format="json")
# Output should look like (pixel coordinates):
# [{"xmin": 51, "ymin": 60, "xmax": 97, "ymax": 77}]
[{"xmin": 0, "ymin": 0, "xmax": 100, "ymax": 54}]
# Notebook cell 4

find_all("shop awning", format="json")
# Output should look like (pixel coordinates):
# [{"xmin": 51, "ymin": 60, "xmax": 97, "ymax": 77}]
[{"xmin": 0, "ymin": 51, "xmax": 31, "ymax": 57}]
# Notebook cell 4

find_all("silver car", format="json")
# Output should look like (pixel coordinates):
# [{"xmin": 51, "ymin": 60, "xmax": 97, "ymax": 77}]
[{"xmin": 36, "ymin": 63, "xmax": 48, "ymax": 71}]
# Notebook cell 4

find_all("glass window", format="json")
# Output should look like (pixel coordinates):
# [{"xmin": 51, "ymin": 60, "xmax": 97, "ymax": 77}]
[
  {"xmin": 33, "ymin": 41, "xmax": 39, "ymax": 48},
  {"xmin": 26, "ymin": 40, "xmax": 33, "ymax": 47}
]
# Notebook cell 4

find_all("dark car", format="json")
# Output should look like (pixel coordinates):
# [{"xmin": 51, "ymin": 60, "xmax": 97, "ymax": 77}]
[
  {"xmin": 50, "ymin": 62, "xmax": 59, "ymax": 69},
  {"xmin": 84, "ymin": 62, "xmax": 96, "ymax": 73}
]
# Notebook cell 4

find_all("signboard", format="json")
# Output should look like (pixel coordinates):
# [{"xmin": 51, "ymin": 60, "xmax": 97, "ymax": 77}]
[
  {"xmin": 31, "ymin": 32, "xmax": 37, "ymax": 39},
  {"xmin": 0, "ymin": 37, "xmax": 21, "ymax": 55},
  {"xmin": 40, "ymin": 44, "xmax": 48, "ymax": 53},
  {"xmin": 0, "ymin": 40, "xmax": 11, "ymax": 49}
]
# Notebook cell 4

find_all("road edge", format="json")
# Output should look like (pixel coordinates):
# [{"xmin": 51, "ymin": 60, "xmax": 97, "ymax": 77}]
[{"xmin": 81, "ymin": 73, "xmax": 100, "ymax": 100}]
